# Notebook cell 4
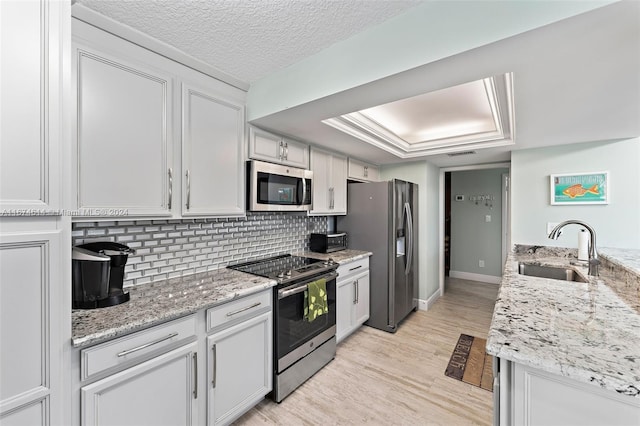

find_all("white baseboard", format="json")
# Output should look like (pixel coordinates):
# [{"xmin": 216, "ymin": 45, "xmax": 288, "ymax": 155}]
[
  {"xmin": 417, "ymin": 289, "xmax": 441, "ymax": 311},
  {"xmin": 449, "ymin": 270, "xmax": 501, "ymax": 284}
]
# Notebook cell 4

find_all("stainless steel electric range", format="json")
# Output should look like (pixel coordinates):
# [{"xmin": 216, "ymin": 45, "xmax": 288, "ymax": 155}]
[{"xmin": 228, "ymin": 254, "xmax": 338, "ymax": 402}]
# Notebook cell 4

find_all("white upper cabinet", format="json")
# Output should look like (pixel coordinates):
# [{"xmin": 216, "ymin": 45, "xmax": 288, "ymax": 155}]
[
  {"xmin": 72, "ymin": 19, "xmax": 248, "ymax": 220},
  {"xmin": 73, "ymin": 35, "xmax": 174, "ymax": 217},
  {"xmin": 348, "ymin": 158, "xmax": 380, "ymax": 182},
  {"xmin": 181, "ymin": 82, "xmax": 245, "ymax": 217},
  {"xmin": 248, "ymin": 126, "xmax": 309, "ymax": 169},
  {"xmin": 309, "ymin": 147, "xmax": 347, "ymax": 215},
  {"xmin": 0, "ymin": 0, "xmax": 63, "ymax": 213}
]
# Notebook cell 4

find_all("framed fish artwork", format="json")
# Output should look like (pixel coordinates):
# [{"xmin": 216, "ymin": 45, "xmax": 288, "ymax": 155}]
[{"xmin": 550, "ymin": 171, "xmax": 609, "ymax": 205}]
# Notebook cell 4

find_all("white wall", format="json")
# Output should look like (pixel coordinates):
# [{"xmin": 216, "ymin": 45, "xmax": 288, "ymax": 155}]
[
  {"xmin": 247, "ymin": 1, "xmax": 615, "ymax": 121},
  {"xmin": 450, "ymin": 168, "xmax": 509, "ymax": 278},
  {"xmin": 380, "ymin": 160, "xmax": 440, "ymax": 304},
  {"xmin": 511, "ymin": 138, "xmax": 640, "ymax": 249}
]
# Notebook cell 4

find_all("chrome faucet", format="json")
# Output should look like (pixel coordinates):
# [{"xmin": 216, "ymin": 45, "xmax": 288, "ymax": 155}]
[{"xmin": 548, "ymin": 220, "xmax": 599, "ymax": 276}]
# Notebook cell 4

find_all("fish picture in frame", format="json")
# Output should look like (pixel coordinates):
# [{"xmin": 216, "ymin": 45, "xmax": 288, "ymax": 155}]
[{"xmin": 550, "ymin": 171, "xmax": 609, "ymax": 205}]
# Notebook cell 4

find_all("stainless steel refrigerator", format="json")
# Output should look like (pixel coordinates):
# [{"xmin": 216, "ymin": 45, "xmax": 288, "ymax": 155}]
[{"xmin": 338, "ymin": 179, "xmax": 418, "ymax": 333}]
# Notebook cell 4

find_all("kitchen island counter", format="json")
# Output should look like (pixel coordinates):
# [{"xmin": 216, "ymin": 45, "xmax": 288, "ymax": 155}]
[
  {"xmin": 487, "ymin": 245, "xmax": 640, "ymax": 398},
  {"xmin": 72, "ymin": 268, "xmax": 276, "ymax": 348}
]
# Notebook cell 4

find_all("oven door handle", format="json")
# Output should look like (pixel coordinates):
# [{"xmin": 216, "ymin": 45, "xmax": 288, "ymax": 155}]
[{"xmin": 277, "ymin": 271, "xmax": 337, "ymax": 299}]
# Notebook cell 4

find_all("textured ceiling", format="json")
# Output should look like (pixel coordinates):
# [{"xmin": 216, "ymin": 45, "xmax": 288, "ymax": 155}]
[{"xmin": 75, "ymin": 0, "xmax": 423, "ymax": 83}]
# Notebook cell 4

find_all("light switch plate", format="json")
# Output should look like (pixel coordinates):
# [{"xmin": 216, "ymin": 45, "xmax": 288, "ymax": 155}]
[{"xmin": 485, "ymin": 215, "xmax": 491, "ymax": 222}]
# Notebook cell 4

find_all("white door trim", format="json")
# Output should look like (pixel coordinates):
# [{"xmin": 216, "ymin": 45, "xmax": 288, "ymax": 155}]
[{"xmin": 438, "ymin": 162, "xmax": 511, "ymax": 297}]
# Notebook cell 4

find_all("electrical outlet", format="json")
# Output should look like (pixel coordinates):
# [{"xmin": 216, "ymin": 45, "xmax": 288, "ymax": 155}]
[
  {"xmin": 547, "ymin": 222, "xmax": 560, "ymax": 234},
  {"xmin": 479, "ymin": 260, "xmax": 485, "ymax": 268},
  {"xmin": 485, "ymin": 215, "xmax": 491, "ymax": 223}
]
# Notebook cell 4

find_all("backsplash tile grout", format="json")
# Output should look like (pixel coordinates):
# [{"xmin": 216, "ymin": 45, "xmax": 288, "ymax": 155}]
[{"xmin": 73, "ymin": 212, "xmax": 327, "ymax": 288}]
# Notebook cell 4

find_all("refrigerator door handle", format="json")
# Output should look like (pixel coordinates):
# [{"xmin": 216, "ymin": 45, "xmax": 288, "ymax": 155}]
[{"xmin": 404, "ymin": 202, "xmax": 413, "ymax": 275}]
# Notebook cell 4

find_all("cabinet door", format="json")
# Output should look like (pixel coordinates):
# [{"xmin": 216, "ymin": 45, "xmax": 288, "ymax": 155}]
[
  {"xmin": 336, "ymin": 279, "xmax": 355, "ymax": 343},
  {"xmin": 182, "ymin": 82, "xmax": 245, "ymax": 217},
  {"xmin": 0, "ymin": 227, "xmax": 61, "ymax": 422},
  {"xmin": 81, "ymin": 343, "xmax": 198, "ymax": 426},
  {"xmin": 280, "ymin": 138, "xmax": 310, "ymax": 169},
  {"xmin": 207, "ymin": 311, "xmax": 272, "ymax": 426},
  {"xmin": 73, "ymin": 43, "xmax": 173, "ymax": 217},
  {"xmin": 512, "ymin": 363, "xmax": 640, "ymax": 426},
  {"xmin": 348, "ymin": 158, "xmax": 379, "ymax": 183},
  {"xmin": 354, "ymin": 271, "xmax": 370, "ymax": 326},
  {"xmin": 330, "ymin": 154, "xmax": 348, "ymax": 215},
  {"xmin": 0, "ymin": 0, "xmax": 63, "ymax": 213},
  {"xmin": 248, "ymin": 127, "xmax": 282, "ymax": 164},
  {"xmin": 309, "ymin": 148, "xmax": 331, "ymax": 215}
]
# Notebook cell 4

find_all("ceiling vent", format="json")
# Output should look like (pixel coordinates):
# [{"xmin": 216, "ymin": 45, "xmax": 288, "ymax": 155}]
[
  {"xmin": 323, "ymin": 72, "xmax": 515, "ymax": 159},
  {"xmin": 447, "ymin": 151, "xmax": 477, "ymax": 157}
]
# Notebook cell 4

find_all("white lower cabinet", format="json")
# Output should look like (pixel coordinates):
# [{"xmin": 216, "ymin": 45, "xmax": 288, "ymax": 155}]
[
  {"xmin": 336, "ymin": 258, "xmax": 370, "ymax": 343},
  {"xmin": 496, "ymin": 359, "xmax": 640, "ymax": 426},
  {"xmin": 72, "ymin": 291, "xmax": 273, "ymax": 426},
  {"xmin": 207, "ymin": 294, "xmax": 272, "ymax": 426},
  {"xmin": 81, "ymin": 342, "xmax": 198, "ymax": 426}
]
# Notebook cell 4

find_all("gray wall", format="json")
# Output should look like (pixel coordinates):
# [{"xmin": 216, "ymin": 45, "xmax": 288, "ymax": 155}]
[
  {"xmin": 450, "ymin": 168, "xmax": 508, "ymax": 278},
  {"xmin": 511, "ymin": 138, "xmax": 640, "ymax": 249},
  {"xmin": 73, "ymin": 212, "xmax": 327, "ymax": 288},
  {"xmin": 380, "ymin": 160, "xmax": 440, "ymax": 303}
]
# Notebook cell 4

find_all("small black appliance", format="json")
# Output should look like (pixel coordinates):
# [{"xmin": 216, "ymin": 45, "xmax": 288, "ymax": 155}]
[
  {"xmin": 310, "ymin": 232, "xmax": 348, "ymax": 253},
  {"xmin": 72, "ymin": 242, "xmax": 134, "ymax": 309}
]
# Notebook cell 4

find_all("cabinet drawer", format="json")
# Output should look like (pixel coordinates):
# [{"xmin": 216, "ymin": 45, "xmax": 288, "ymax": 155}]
[
  {"xmin": 207, "ymin": 290, "xmax": 272, "ymax": 332},
  {"xmin": 80, "ymin": 315, "xmax": 196, "ymax": 381},
  {"xmin": 337, "ymin": 257, "xmax": 369, "ymax": 280}
]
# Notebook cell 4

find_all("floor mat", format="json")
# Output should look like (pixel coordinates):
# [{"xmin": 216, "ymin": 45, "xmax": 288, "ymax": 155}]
[{"xmin": 444, "ymin": 333, "xmax": 493, "ymax": 391}]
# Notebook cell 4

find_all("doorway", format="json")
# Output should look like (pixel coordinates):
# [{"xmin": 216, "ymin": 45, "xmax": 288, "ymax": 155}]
[{"xmin": 439, "ymin": 163, "xmax": 510, "ymax": 297}]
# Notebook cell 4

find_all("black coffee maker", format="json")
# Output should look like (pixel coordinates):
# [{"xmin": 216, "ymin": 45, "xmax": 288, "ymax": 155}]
[{"xmin": 72, "ymin": 242, "xmax": 134, "ymax": 309}]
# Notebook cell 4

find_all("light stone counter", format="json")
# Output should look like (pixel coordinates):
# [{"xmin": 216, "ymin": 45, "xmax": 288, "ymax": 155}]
[
  {"xmin": 72, "ymin": 251, "xmax": 371, "ymax": 348},
  {"xmin": 295, "ymin": 249, "xmax": 372, "ymax": 264},
  {"xmin": 487, "ymin": 245, "xmax": 640, "ymax": 398},
  {"xmin": 72, "ymin": 268, "xmax": 276, "ymax": 348}
]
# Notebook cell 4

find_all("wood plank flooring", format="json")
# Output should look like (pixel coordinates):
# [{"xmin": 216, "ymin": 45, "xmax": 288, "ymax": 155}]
[{"xmin": 235, "ymin": 278, "xmax": 499, "ymax": 425}]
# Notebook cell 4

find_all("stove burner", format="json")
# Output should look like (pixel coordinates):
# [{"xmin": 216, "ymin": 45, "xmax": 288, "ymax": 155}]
[{"xmin": 228, "ymin": 254, "xmax": 337, "ymax": 285}]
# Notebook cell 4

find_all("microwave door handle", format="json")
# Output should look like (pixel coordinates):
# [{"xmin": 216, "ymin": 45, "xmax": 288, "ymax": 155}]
[{"xmin": 300, "ymin": 178, "xmax": 307, "ymax": 206}]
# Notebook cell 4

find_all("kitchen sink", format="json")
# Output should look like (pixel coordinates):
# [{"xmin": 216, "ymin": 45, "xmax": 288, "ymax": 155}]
[{"xmin": 517, "ymin": 262, "xmax": 588, "ymax": 283}]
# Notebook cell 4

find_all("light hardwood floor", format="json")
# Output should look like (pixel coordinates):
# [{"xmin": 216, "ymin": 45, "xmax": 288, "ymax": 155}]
[{"xmin": 235, "ymin": 278, "xmax": 500, "ymax": 425}]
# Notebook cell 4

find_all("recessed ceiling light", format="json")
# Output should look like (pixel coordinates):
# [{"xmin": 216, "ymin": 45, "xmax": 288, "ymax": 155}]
[{"xmin": 323, "ymin": 73, "xmax": 515, "ymax": 158}]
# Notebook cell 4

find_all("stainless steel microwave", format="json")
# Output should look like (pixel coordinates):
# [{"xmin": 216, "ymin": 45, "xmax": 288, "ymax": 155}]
[{"xmin": 248, "ymin": 160, "xmax": 313, "ymax": 211}]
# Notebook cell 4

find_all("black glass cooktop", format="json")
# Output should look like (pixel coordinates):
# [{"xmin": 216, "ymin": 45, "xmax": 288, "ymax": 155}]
[{"xmin": 228, "ymin": 254, "xmax": 335, "ymax": 284}]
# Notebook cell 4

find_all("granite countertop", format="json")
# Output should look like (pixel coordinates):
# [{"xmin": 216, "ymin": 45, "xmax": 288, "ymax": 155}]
[
  {"xmin": 296, "ymin": 249, "xmax": 372, "ymax": 264},
  {"xmin": 72, "ymin": 249, "xmax": 371, "ymax": 348},
  {"xmin": 487, "ymin": 245, "xmax": 640, "ymax": 398},
  {"xmin": 72, "ymin": 268, "xmax": 276, "ymax": 348}
]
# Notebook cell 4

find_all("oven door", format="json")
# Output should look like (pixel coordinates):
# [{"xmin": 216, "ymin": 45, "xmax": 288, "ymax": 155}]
[{"xmin": 275, "ymin": 271, "xmax": 337, "ymax": 373}]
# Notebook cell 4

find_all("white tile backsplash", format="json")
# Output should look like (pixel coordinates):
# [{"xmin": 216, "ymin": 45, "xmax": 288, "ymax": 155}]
[{"xmin": 73, "ymin": 212, "xmax": 327, "ymax": 288}]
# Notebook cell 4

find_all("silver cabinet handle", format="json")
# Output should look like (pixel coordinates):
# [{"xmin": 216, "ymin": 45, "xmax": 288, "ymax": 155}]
[
  {"xmin": 364, "ymin": 166, "xmax": 368, "ymax": 178},
  {"xmin": 168, "ymin": 168, "xmax": 173, "ymax": 209},
  {"xmin": 117, "ymin": 332, "xmax": 179, "ymax": 357},
  {"xmin": 225, "ymin": 302, "xmax": 261, "ymax": 317},
  {"xmin": 284, "ymin": 142, "xmax": 288, "ymax": 160},
  {"xmin": 353, "ymin": 281, "xmax": 357, "ymax": 304},
  {"xmin": 192, "ymin": 352, "xmax": 198, "ymax": 399},
  {"xmin": 278, "ymin": 141, "xmax": 283, "ymax": 160},
  {"xmin": 185, "ymin": 169, "xmax": 191, "ymax": 210},
  {"xmin": 349, "ymin": 265, "xmax": 363, "ymax": 272},
  {"xmin": 211, "ymin": 344, "xmax": 217, "ymax": 388}
]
